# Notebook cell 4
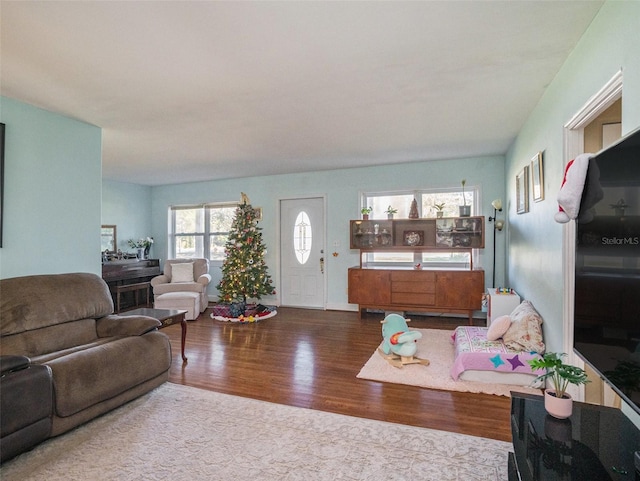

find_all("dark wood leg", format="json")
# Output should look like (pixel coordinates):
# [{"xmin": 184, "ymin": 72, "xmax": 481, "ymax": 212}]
[{"xmin": 180, "ymin": 318, "xmax": 188, "ymax": 363}]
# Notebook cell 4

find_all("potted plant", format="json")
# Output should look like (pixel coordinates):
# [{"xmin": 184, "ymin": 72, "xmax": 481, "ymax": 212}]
[
  {"xmin": 361, "ymin": 206, "xmax": 373, "ymax": 220},
  {"xmin": 434, "ymin": 202, "xmax": 446, "ymax": 218},
  {"xmin": 528, "ymin": 352, "xmax": 589, "ymax": 419},
  {"xmin": 459, "ymin": 179, "xmax": 471, "ymax": 217},
  {"xmin": 385, "ymin": 206, "xmax": 398, "ymax": 219},
  {"xmin": 128, "ymin": 237, "xmax": 154, "ymax": 259}
]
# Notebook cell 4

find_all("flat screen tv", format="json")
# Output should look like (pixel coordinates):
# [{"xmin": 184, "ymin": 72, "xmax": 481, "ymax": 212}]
[{"xmin": 574, "ymin": 125, "xmax": 640, "ymax": 414}]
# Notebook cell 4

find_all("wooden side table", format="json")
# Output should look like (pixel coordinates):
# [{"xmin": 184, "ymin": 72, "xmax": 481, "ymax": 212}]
[{"xmin": 124, "ymin": 307, "xmax": 188, "ymax": 362}]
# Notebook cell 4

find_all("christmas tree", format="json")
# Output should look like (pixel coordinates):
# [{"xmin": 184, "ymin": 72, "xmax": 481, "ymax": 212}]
[{"xmin": 216, "ymin": 201, "xmax": 275, "ymax": 308}]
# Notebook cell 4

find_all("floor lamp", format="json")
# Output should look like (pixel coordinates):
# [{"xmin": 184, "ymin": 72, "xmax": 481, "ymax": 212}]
[{"xmin": 488, "ymin": 199, "xmax": 504, "ymax": 287}]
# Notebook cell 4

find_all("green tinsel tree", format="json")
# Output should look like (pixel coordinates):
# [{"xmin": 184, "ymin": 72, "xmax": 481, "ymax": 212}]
[{"xmin": 216, "ymin": 202, "xmax": 275, "ymax": 305}]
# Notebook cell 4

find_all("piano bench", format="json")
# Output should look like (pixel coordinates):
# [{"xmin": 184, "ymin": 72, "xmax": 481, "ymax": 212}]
[{"xmin": 115, "ymin": 282, "xmax": 151, "ymax": 313}]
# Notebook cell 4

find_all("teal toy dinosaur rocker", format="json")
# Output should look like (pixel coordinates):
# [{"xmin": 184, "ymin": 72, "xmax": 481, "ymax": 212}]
[{"xmin": 379, "ymin": 313, "xmax": 430, "ymax": 368}]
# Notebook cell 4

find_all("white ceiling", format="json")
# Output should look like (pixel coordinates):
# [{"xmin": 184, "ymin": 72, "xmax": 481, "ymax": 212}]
[{"xmin": 1, "ymin": 1, "xmax": 603, "ymax": 186}]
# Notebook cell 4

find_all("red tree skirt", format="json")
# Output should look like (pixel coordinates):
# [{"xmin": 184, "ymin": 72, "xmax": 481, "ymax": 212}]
[{"xmin": 210, "ymin": 304, "xmax": 277, "ymax": 323}]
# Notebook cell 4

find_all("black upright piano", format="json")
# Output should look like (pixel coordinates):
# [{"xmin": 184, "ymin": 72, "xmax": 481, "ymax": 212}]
[{"xmin": 101, "ymin": 259, "xmax": 161, "ymax": 311}]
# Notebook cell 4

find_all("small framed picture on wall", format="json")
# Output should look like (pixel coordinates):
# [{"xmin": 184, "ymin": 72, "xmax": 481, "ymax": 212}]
[
  {"xmin": 516, "ymin": 166, "xmax": 529, "ymax": 214},
  {"xmin": 531, "ymin": 152, "xmax": 544, "ymax": 202}
]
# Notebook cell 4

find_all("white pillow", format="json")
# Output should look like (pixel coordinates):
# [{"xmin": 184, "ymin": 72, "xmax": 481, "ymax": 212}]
[
  {"xmin": 171, "ymin": 262, "xmax": 194, "ymax": 283},
  {"xmin": 486, "ymin": 315, "xmax": 511, "ymax": 341},
  {"xmin": 503, "ymin": 300, "xmax": 546, "ymax": 353}
]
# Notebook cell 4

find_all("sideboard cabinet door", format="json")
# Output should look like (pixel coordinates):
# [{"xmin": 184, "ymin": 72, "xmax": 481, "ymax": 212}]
[
  {"xmin": 348, "ymin": 268, "xmax": 391, "ymax": 306},
  {"xmin": 435, "ymin": 270, "xmax": 484, "ymax": 310}
]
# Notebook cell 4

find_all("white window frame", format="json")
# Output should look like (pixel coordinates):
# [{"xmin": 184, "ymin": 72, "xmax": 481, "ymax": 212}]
[
  {"xmin": 169, "ymin": 202, "xmax": 238, "ymax": 266},
  {"xmin": 361, "ymin": 188, "xmax": 478, "ymax": 269}
]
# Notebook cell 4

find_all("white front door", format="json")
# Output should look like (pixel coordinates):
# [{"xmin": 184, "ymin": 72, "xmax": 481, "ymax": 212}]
[{"xmin": 280, "ymin": 197, "xmax": 325, "ymax": 308}]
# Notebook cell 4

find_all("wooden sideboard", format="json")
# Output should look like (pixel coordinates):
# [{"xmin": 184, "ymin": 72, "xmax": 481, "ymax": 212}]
[
  {"xmin": 348, "ymin": 267, "xmax": 484, "ymax": 323},
  {"xmin": 348, "ymin": 216, "xmax": 486, "ymax": 322}
]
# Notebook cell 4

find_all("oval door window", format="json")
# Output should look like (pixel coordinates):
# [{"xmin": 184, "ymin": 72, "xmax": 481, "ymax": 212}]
[{"xmin": 293, "ymin": 211, "xmax": 312, "ymax": 264}]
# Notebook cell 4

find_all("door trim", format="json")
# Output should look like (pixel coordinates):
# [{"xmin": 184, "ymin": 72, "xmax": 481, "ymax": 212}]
[
  {"xmin": 278, "ymin": 195, "xmax": 328, "ymax": 309},
  {"xmin": 562, "ymin": 70, "xmax": 622, "ymax": 401}
]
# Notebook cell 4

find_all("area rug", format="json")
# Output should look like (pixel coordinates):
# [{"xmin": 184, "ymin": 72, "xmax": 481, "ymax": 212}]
[
  {"xmin": 1, "ymin": 383, "xmax": 511, "ymax": 481},
  {"xmin": 357, "ymin": 328, "xmax": 541, "ymax": 397}
]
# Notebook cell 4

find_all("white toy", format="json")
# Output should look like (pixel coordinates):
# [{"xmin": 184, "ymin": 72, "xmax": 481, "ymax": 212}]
[{"xmin": 555, "ymin": 153, "xmax": 603, "ymax": 223}]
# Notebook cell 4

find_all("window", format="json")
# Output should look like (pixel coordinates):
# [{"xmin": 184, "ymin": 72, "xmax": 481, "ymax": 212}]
[
  {"xmin": 170, "ymin": 203, "xmax": 238, "ymax": 263},
  {"xmin": 293, "ymin": 211, "xmax": 312, "ymax": 264},
  {"xmin": 362, "ymin": 188, "xmax": 477, "ymax": 268}
]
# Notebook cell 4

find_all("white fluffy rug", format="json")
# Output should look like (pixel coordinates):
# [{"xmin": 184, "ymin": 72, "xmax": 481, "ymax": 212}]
[
  {"xmin": 357, "ymin": 328, "xmax": 541, "ymax": 397},
  {"xmin": 1, "ymin": 383, "xmax": 511, "ymax": 481}
]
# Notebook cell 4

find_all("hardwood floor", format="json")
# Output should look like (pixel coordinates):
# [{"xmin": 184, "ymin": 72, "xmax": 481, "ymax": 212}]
[{"xmin": 163, "ymin": 306, "xmax": 512, "ymax": 442}]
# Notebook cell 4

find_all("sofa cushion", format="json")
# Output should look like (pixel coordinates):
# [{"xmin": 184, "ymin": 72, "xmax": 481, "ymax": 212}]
[
  {"xmin": 31, "ymin": 337, "xmax": 119, "ymax": 364},
  {"xmin": 0, "ymin": 319, "xmax": 98, "ymax": 358},
  {"xmin": 47, "ymin": 331, "xmax": 171, "ymax": 418},
  {"xmin": 0, "ymin": 273, "xmax": 113, "ymax": 337}
]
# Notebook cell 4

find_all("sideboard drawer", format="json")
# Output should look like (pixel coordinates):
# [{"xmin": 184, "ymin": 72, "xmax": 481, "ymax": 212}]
[
  {"xmin": 391, "ymin": 292, "xmax": 436, "ymax": 306},
  {"xmin": 391, "ymin": 271, "xmax": 436, "ymax": 283}
]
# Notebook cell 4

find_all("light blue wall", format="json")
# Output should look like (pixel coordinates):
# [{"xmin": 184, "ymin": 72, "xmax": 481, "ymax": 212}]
[
  {"xmin": 149, "ymin": 155, "xmax": 505, "ymax": 309},
  {"xmin": 505, "ymin": 1, "xmax": 640, "ymax": 354},
  {"xmin": 0, "ymin": 97, "xmax": 102, "ymax": 279},
  {"xmin": 102, "ymin": 180, "xmax": 153, "ymax": 254}
]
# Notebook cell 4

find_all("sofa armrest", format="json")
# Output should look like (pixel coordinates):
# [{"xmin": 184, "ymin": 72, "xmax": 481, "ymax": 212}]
[
  {"xmin": 151, "ymin": 274, "xmax": 170, "ymax": 288},
  {"xmin": 197, "ymin": 274, "xmax": 212, "ymax": 287},
  {"xmin": 96, "ymin": 315, "xmax": 161, "ymax": 338},
  {"xmin": 0, "ymin": 355, "xmax": 31, "ymax": 375}
]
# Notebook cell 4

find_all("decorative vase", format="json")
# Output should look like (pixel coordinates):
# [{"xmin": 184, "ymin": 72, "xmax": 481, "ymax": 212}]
[
  {"xmin": 144, "ymin": 245, "xmax": 150, "ymax": 259},
  {"xmin": 137, "ymin": 247, "xmax": 145, "ymax": 260},
  {"xmin": 544, "ymin": 389, "xmax": 573, "ymax": 419},
  {"xmin": 459, "ymin": 205, "xmax": 471, "ymax": 217},
  {"xmin": 362, "ymin": 214, "xmax": 369, "ymax": 220},
  {"xmin": 436, "ymin": 212, "xmax": 443, "ymax": 218},
  {"xmin": 387, "ymin": 214, "xmax": 394, "ymax": 219}
]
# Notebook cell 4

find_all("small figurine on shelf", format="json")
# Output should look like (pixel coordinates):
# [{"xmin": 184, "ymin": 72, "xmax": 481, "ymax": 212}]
[{"xmin": 408, "ymin": 199, "xmax": 419, "ymax": 219}]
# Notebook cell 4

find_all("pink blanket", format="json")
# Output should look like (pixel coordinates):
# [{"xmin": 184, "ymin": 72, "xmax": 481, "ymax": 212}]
[{"xmin": 450, "ymin": 326, "xmax": 544, "ymax": 381}]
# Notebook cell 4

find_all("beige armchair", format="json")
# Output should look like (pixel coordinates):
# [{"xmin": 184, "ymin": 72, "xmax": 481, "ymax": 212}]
[{"xmin": 151, "ymin": 259, "xmax": 211, "ymax": 319}]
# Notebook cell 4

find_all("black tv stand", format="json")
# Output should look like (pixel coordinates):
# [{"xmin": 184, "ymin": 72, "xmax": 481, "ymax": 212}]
[{"xmin": 509, "ymin": 392, "xmax": 640, "ymax": 480}]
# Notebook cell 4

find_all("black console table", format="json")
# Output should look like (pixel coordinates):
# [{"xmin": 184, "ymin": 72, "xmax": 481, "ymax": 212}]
[{"xmin": 510, "ymin": 392, "xmax": 640, "ymax": 480}]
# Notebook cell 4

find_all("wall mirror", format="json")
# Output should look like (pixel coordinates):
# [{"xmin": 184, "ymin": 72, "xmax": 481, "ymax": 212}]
[{"xmin": 101, "ymin": 225, "xmax": 117, "ymax": 252}]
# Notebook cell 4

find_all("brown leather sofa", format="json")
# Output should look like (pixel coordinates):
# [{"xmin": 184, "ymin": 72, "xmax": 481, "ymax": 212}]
[{"xmin": 0, "ymin": 272, "xmax": 172, "ymax": 462}]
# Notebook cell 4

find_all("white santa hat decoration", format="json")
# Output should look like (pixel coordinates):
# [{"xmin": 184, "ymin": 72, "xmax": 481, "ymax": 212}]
[{"xmin": 555, "ymin": 153, "xmax": 603, "ymax": 223}]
